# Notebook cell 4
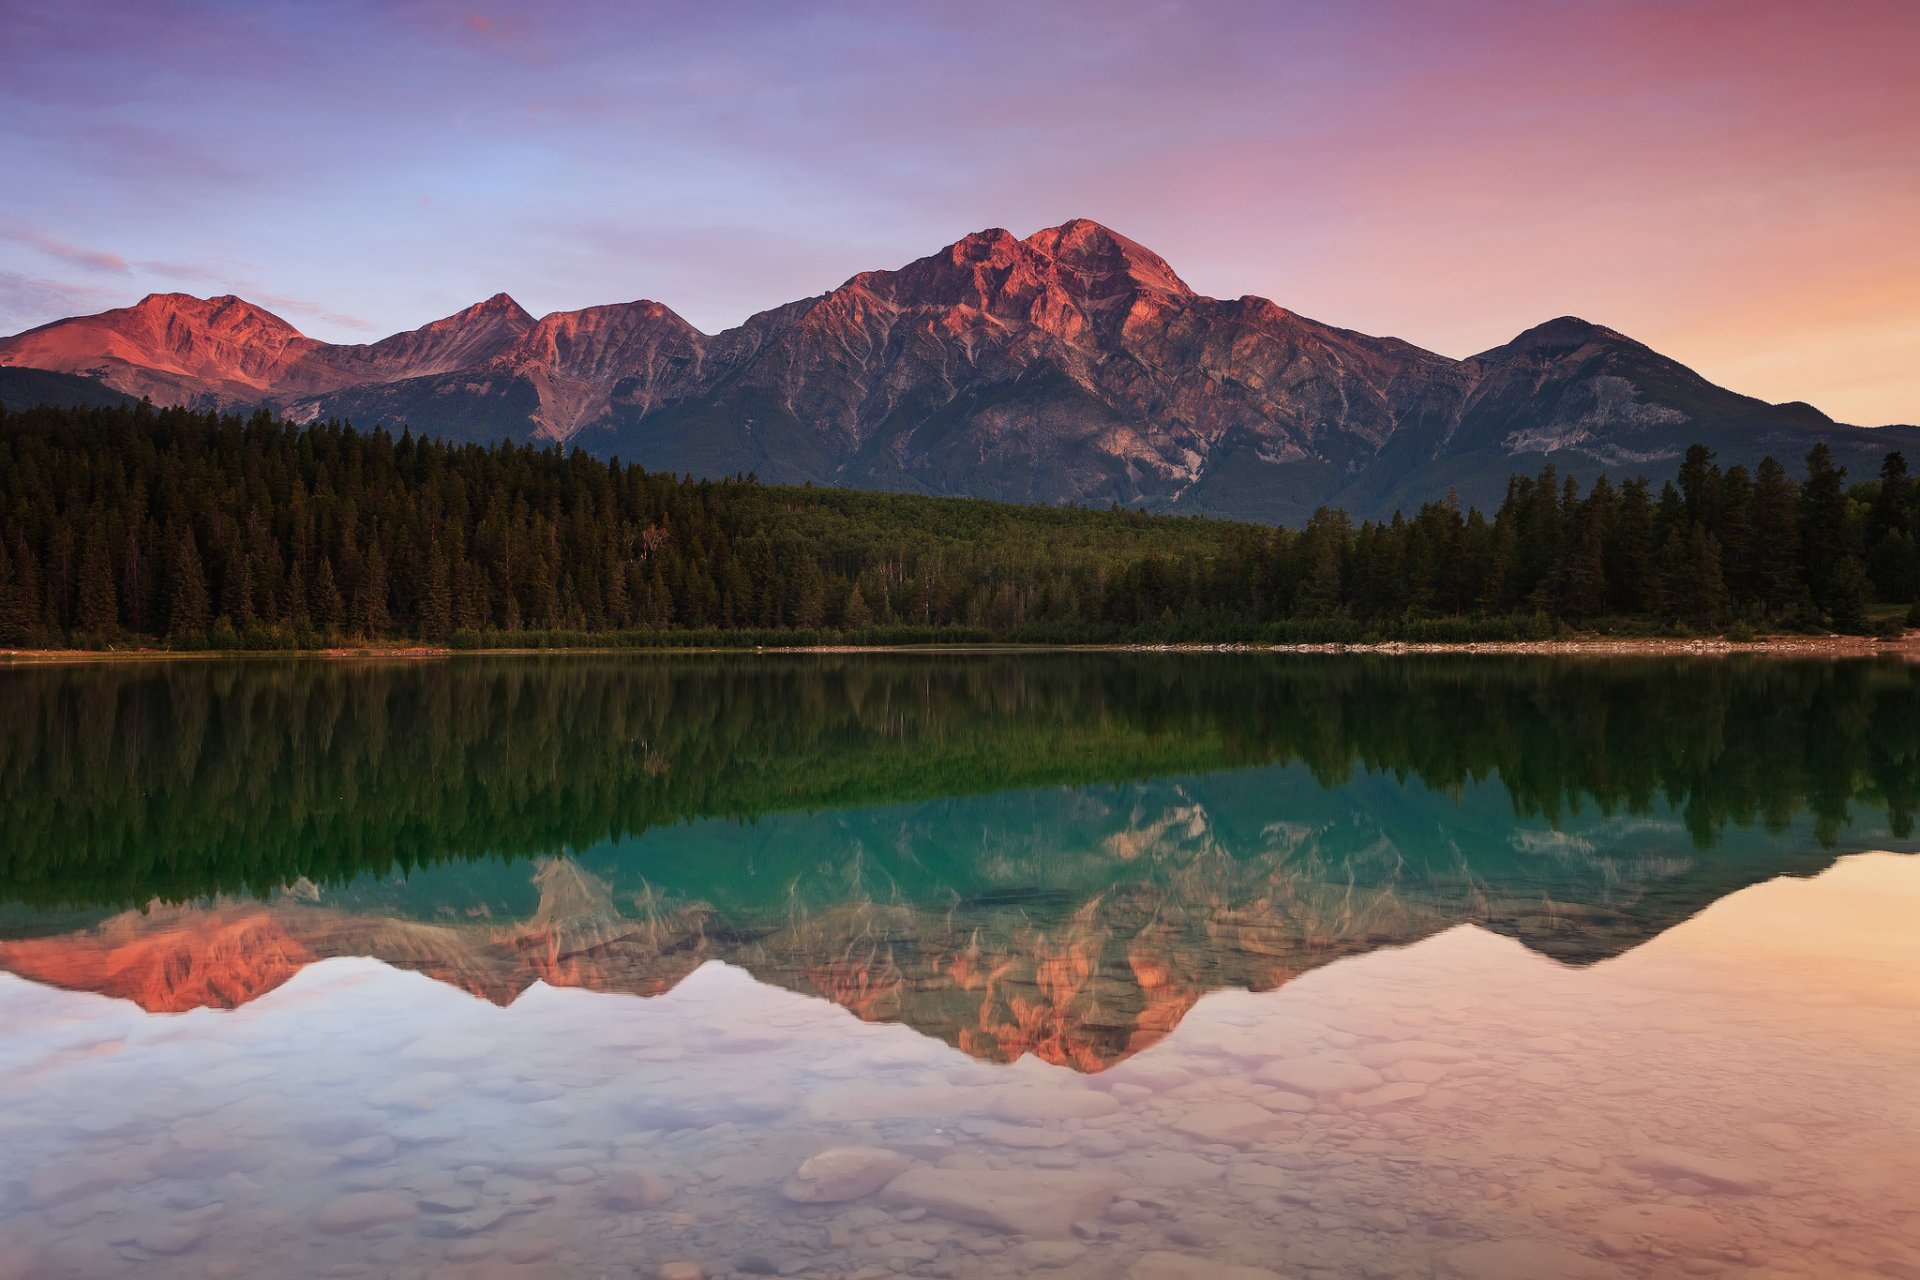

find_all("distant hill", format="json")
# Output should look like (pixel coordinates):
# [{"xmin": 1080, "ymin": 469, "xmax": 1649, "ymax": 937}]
[
  {"xmin": 3, "ymin": 220, "xmax": 1912, "ymax": 522},
  {"xmin": 0, "ymin": 367, "xmax": 134, "ymax": 411}
]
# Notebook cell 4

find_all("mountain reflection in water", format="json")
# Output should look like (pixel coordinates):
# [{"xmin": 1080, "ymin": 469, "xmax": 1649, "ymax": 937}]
[{"xmin": 1, "ymin": 654, "xmax": 1916, "ymax": 1072}]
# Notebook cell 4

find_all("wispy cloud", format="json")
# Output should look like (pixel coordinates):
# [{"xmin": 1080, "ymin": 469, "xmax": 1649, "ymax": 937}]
[
  {"xmin": 244, "ymin": 290, "xmax": 377, "ymax": 334},
  {"xmin": 0, "ymin": 223, "xmax": 130, "ymax": 274},
  {"xmin": 0, "ymin": 271, "xmax": 121, "ymax": 332},
  {"xmin": 136, "ymin": 258, "xmax": 229, "ymax": 282}
]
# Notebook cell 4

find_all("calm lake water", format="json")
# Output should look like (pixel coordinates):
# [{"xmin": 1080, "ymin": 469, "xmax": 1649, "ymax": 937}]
[{"xmin": 0, "ymin": 654, "xmax": 1916, "ymax": 1280}]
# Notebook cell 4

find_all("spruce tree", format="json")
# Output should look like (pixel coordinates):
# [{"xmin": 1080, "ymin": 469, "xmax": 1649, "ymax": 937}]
[
  {"xmin": 311, "ymin": 557, "xmax": 345, "ymax": 635},
  {"xmin": 119, "ymin": 527, "xmax": 147, "ymax": 633},
  {"xmin": 76, "ymin": 525, "xmax": 118, "ymax": 636},
  {"xmin": 1799, "ymin": 444, "xmax": 1860, "ymax": 625},
  {"xmin": 419, "ymin": 538, "xmax": 453, "ymax": 640},
  {"xmin": 167, "ymin": 533, "xmax": 212, "ymax": 642},
  {"xmin": 1751, "ymin": 457, "xmax": 1804, "ymax": 619},
  {"xmin": 0, "ymin": 535, "xmax": 38, "ymax": 645}
]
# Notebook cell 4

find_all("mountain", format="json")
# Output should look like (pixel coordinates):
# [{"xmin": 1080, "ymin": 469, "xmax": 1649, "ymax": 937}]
[
  {"xmin": 3, "ymin": 221, "xmax": 1912, "ymax": 522},
  {"xmin": 0, "ymin": 366, "xmax": 134, "ymax": 411},
  {"xmin": 0, "ymin": 290, "xmax": 535, "ymax": 413}
]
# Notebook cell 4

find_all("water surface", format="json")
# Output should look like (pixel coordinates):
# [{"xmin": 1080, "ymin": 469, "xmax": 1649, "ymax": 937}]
[{"xmin": 1, "ymin": 655, "xmax": 1916, "ymax": 1279}]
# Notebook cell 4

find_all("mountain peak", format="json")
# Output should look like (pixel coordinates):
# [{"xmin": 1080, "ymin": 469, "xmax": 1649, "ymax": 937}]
[
  {"xmin": 943, "ymin": 226, "xmax": 1022, "ymax": 264},
  {"xmin": 1023, "ymin": 219, "xmax": 1191, "ymax": 296},
  {"xmin": 1493, "ymin": 316, "xmax": 1631, "ymax": 356},
  {"xmin": 423, "ymin": 292, "xmax": 535, "ymax": 333},
  {"xmin": 131, "ymin": 291, "xmax": 303, "ymax": 334},
  {"xmin": 0, "ymin": 229, "xmax": 1881, "ymax": 524},
  {"xmin": 466, "ymin": 291, "xmax": 530, "ymax": 318}
]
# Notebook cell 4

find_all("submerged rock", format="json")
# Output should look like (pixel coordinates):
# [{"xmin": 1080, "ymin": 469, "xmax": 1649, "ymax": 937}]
[
  {"xmin": 881, "ymin": 1167, "xmax": 1123, "ymax": 1238},
  {"xmin": 989, "ymin": 1090, "xmax": 1120, "ymax": 1123},
  {"xmin": 1127, "ymin": 1251, "xmax": 1285, "ymax": 1280},
  {"xmin": 601, "ymin": 1169, "xmax": 674, "ymax": 1210},
  {"xmin": 1255, "ymin": 1058, "xmax": 1385, "ymax": 1097},
  {"xmin": 1441, "ymin": 1240, "xmax": 1613, "ymax": 1279},
  {"xmin": 1627, "ymin": 1144, "xmax": 1768, "ymax": 1193},
  {"xmin": 134, "ymin": 1221, "xmax": 207, "ymax": 1256},
  {"xmin": 1169, "ymin": 1101, "xmax": 1291, "ymax": 1146},
  {"xmin": 313, "ymin": 1191, "xmax": 419, "ymax": 1234},
  {"xmin": 779, "ymin": 1147, "xmax": 911, "ymax": 1204}
]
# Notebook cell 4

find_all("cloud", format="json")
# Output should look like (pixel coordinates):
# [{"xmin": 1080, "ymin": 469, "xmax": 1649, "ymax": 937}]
[
  {"xmin": 0, "ymin": 271, "xmax": 120, "ymax": 332},
  {"xmin": 135, "ymin": 258, "xmax": 231, "ymax": 282},
  {"xmin": 243, "ymin": 290, "xmax": 377, "ymax": 334},
  {"xmin": 0, "ymin": 223, "xmax": 130, "ymax": 274}
]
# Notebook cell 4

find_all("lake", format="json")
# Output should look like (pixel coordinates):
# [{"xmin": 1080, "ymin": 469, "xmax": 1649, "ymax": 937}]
[{"xmin": 0, "ymin": 654, "xmax": 1916, "ymax": 1280}]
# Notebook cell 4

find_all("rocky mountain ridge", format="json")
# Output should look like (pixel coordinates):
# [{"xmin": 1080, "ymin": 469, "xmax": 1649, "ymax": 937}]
[{"xmin": 3, "ymin": 219, "xmax": 1911, "ymax": 521}]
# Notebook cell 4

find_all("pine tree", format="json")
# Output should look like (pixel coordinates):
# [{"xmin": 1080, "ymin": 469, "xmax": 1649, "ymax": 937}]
[
  {"xmin": 167, "ymin": 533, "xmax": 212, "ymax": 642},
  {"xmin": 119, "ymin": 527, "xmax": 147, "ymax": 633},
  {"xmin": 1717, "ymin": 465, "xmax": 1757, "ymax": 611},
  {"xmin": 226, "ymin": 549, "xmax": 256, "ymax": 628},
  {"xmin": 1826, "ymin": 556, "xmax": 1872, "ymax": 632},
  {"xmin": 353, "ymin": 541, "xmax": 391, "ymax": 637},
  {"xmin": 1605, "ymin": 478, "xmax": 1655, "ymax": 615},
  {"xmin": 1751, "ymin": 457, "xmax": 1804, "ymax": 619},
  {"xmin": 311, "ymin": 557, "xmax": 345, "ymax": 635},
  {"xmin": 419, "ymin": 538, "xmax": 453, "ymax": 640},
  {"xmin": 1677, "ymin": 444, "xmax": 1723, "ymax": 531},
  {"xmin": 0, "ymin": 535, "xmax": 39, "ymax": 645},
  {"xmin": 1868, "ymin": 452, "xmax": 1911, "ymax": 545},
  {"xmin": 1866, "ymin": 452, "xmax": 1915, "ymax": 601},
  {"xmin": 76, "ymin": 525, "xmax": 118, "ymax": 636},
  {"xmin": 842, "ymin": 579, "xmax": 872, "ymax": 630},
  {"xmin": 1298, "ymin": 508, "xmax": 1349, "ymax": 615},
  {"xmin": 1799, "ymin": 444, "xmax": 1860, "ymax": 625}
]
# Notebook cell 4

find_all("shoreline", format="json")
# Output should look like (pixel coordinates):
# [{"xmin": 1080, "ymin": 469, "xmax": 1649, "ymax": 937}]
[{"xmin": 4, "ymin": 634, "xmax": 1918, "ymax": 663}]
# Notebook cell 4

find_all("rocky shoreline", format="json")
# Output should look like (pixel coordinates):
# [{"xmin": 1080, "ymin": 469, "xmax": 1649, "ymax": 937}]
[{"xmin": 5, "ymin": 633, "xmax": 1919, "ymax": 663}]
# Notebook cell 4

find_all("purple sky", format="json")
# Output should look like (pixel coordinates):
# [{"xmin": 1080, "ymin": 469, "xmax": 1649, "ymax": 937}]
[{"xmin": 2, "ymin": 0, "xmax": 1916, "ymax": 422}]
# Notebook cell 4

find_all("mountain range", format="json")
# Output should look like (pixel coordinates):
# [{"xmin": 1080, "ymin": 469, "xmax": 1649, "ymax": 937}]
[{"xmin": 2, "ymin": 218, "xmax": 1913, "ymax": 521}]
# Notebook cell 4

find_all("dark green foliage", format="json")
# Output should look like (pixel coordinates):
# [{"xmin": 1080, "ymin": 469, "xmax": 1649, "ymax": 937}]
[{"xmin": 1, "ymin": 403, "xmax": 1916, "ymax": 647}]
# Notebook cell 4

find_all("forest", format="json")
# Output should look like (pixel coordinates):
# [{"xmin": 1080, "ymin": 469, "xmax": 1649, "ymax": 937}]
[{"xmin": 0, "ymin": 400, "xmax": 1916, "ymax": 647}]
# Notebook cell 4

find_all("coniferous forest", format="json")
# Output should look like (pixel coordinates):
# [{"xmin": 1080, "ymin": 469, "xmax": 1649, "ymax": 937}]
[{"xmin": 0, "ymin": 400, "xmax": 1915, "ymax": 649}]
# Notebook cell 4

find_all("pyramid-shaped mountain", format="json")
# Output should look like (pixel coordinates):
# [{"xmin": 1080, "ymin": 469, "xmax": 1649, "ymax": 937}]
[{"xmin": 3, "ymin": 221, "xmax": 1911, "ymax": 522}]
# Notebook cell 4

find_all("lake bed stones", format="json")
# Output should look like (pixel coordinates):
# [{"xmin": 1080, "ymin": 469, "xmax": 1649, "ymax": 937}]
[
  {"xmin": 780, "ymin": 1147, "xmax": 912, "ymax": 1204},
  {"xmin": 881, "ymin": 1167, "xmax": 1123, "ymax": 1238}
]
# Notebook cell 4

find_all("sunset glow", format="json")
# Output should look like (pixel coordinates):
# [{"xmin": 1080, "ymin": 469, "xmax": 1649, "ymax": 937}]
[{"xmin": 3, "ymin": 0, "xmax": 1915, "ymax": 424}]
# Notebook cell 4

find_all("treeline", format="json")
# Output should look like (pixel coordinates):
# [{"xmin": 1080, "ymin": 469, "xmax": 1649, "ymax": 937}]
[{"xmin": 0, "ymin": 401, "xmax": 1915, "ymax": 647}]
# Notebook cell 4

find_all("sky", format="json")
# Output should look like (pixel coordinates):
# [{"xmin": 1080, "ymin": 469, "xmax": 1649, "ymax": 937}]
[{"xmin": 1, "ymin": 0, "xmax": 1916, "ymax": 424}]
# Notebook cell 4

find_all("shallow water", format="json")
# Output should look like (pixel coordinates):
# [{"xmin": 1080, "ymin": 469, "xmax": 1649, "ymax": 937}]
[{"xmin": 1, "ymin": 655, "xmax": 1917, "ymax": 1279}]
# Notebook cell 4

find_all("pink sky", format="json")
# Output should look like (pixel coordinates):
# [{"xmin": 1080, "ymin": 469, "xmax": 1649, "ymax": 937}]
[{"xmin": 1, "ymin": 0, "xmax": 1915, "ymax": 422}]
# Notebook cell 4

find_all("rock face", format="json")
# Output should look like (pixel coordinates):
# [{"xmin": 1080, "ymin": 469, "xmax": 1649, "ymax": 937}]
[
  {"xmin": 4, "ymin": 220, "xmax": 1902, "ymax": 523},
  {"xmin": 0, "ymin": 291, "xmax": 534, "ymax": 411}
]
